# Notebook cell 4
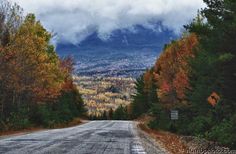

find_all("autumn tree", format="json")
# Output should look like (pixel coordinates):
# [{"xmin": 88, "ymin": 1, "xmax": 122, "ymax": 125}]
[
  {"xmin": 5, "ymin": 14, "xmax": 63, "ymax": 106},
  {"xmin": 154, "ymin": 34, "xmax": 198, "ymax": 108},
  {"xmin": 0, "ymin": 1, "xmax": 86, "ymax": 130},
  {"xmin": 0, "ymin": 1, "xmax": 23, "ymax": 118},
  {"xmin": 0, "ymin": 1, "xmax": 23, "ymax": 46}
]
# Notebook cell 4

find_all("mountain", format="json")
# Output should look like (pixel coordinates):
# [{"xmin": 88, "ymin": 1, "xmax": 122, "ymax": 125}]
[{"xmin": 56, "ymin": 24, "xmax": 177, "ymax": 78}]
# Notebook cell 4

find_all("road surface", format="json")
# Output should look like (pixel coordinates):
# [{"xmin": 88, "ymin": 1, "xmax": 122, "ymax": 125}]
[{"xmin": 0, "ymin": 121, "xmax": 165, "ymax": 154}]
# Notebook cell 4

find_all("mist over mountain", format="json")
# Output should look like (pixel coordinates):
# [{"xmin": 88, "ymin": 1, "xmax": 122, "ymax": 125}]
[
  {"xmin": 13, "ymin": 0, "xmax": 202, "ymax": 78},
  {"xmin": 56, "ymin": 25, "xmax": 177, "ymax": 78},
  {"xmin": 13, "ymin": 0, "xmax": 204, "ymax": 44}
]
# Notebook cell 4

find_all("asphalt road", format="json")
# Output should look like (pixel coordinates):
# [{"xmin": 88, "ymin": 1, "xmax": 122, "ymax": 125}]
[{"xmin": 0, "ymin": 121, "xmax": 165, "ymax": 154}]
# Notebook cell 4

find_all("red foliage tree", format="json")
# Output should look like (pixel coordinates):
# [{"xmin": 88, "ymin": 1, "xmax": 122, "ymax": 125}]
[{"xmin": 154, "ymin": 34, "xmax": 198, "ymax": 107}]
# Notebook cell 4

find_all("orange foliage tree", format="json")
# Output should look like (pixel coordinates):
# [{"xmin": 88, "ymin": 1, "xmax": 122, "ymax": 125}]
[
  {"xmin": 0, "ymin": 14, "xmax": 66, "ymax": 114},
  {"xmin": 12, "ymin": 14, "xmax": 64, "ymax": 103},
  {"xmin": 154, "ymin": 34, "xmax": 198, "ymax": 107},
  {"xmin": 0, "ymin": 1, "xmax": 86, "ymax": 129},
  {"xmin": 60, "ymin": 56, "xmax": 76, "ymax": 92}
]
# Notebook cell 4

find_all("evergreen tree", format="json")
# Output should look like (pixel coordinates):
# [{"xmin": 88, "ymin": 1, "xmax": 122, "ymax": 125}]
[
  {"xmin": 113, "ymin": 105, "xmax": 128, "ymax": 120},
  {"xmin": 108, "ymin": 108, "xmax": 113, "ymax": 120},
  {"xmin": 186, "ymin": 0, "xmax": 236, "ymax": 112},
  {"xmin": 102, "ymin": 111, "xmax": 108, "ymax": 120},
  {"xmin": 131, "ymin": 69, "xmax": 159, "ymax": 118},
  {"xmin": 131, "ymin": 75, "xmax": 148, "ymax": 118},
  {"xmin": 183, "ymin": 0, "xmax": 236, "ymax": 148}
]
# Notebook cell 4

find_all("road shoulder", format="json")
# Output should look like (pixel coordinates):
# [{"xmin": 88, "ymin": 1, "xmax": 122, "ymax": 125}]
[
  {"xmin": 137, "ymin": 123, "xmax": 187, "ymax": 154},
  {"xmin": 135, "ymin": 122, "xmax": 169, "ymax": 154}
]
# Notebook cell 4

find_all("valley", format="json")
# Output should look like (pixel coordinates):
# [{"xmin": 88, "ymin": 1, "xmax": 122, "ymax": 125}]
[{"xmin": 73, "ymin": 76, "xmax": 136, "ymax": 116}]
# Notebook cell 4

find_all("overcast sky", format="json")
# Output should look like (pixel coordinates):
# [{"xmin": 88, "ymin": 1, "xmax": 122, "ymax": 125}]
[{"xmin": 12, "ymin": 0, "xmax": 205, "ymax": 44}]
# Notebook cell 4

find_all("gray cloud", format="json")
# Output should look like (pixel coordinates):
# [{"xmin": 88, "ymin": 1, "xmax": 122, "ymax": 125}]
[{"xmin": 12, "ymin": 0, "xmax": 205, "ymax": 44}]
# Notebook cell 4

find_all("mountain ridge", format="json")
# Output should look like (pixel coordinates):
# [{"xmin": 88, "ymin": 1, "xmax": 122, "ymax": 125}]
[{"xmin": 56, "ymin": 25, "xmax": 177, "ymax": 78}]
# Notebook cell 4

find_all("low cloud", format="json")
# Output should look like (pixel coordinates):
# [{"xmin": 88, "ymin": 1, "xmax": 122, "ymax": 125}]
[{"xmin": 12, "ymin": 0, "xmax": 205, "ymax": 44}]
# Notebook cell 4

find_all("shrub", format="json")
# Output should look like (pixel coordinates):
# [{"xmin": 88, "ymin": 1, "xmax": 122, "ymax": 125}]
[
  {"xmin": 8, "ymin": 106, "xmax": 31, "ymax": 130},
  {"xmin": 207, "ymin": 115, "xmax": 236, "ymax": 149},
  {"xmin": 35, "ymin": 105, "xmax": 55, "ymax": 127},
  {"xmin": 148, "ymin": 110, "xmax": 171, "ymax": 130},
  {"xmin": 148, "ymin": 119, "xmax": 159, "ymax": 129},
  {"xmin": 187, "ymin": 116, "xmax": 212, "ymax": 136}
]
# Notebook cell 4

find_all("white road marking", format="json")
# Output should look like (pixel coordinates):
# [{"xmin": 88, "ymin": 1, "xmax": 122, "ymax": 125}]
[{"xmin": 131, "ymin": 142, "xmax": 147, "ymax": 154}]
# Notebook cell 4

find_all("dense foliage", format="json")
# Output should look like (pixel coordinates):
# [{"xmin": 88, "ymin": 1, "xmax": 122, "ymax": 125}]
[
  {"xmin": 89, "ymin": 105, "xmax": 129, "ymax": 120},
  {"xmin": 130, "ymin": 70, "xmax": 159, "ymax": 118},
  {"xmin": 0, "ymin": 1, "xmax": 86, "ymax": 130},
  {"xmin": 130, "ymin": 0, "xmax": 236, "ymax": 149}
]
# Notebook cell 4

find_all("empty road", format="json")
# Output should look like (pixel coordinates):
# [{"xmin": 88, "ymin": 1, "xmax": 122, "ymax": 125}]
[{"xmin": 0, "ymin": 121, "xmax": 165, "ymax": 154}]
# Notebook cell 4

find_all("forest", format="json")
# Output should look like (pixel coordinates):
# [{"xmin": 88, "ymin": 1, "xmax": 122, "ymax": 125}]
[
  {"xmin": 129, "ymin": 0, "xmax": 236, "ymax": 149},
  {"xmin": 0, "ymin": 1, "xmax": 86, "ymax": 131}
]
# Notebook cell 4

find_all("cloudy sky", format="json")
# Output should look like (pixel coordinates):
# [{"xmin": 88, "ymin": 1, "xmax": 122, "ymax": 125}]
[{"xmin": 12, "ymin": 0, "xmax": 205, "ymax": 44}]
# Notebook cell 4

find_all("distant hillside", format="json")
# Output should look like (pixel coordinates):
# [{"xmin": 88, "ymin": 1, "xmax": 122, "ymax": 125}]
[
  {"xmin": 56, "ymin": 24, "xmax": 177, "ymax": 78},
  {"xmin": 73, "ymin": 76, "xmax": 135, "ymax": 116}
]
